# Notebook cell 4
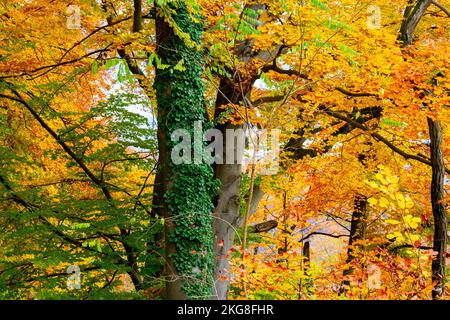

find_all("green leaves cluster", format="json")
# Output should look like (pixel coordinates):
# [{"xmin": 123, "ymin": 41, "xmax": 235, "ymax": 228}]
[{"xmin": 0, "ymin": 90, "xmax": 161, "ymax": 299}]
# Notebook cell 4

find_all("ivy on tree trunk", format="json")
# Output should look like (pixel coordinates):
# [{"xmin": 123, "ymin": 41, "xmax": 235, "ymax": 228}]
[{"xmin": 154, "ymin": 1, "xmax": 218, "ymax": 299}]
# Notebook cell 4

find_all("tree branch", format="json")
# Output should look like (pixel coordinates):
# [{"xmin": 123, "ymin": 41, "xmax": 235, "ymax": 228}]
[
  {"xmin": 389, "ymin": 244, "xmax": 434, "ymax": 252},
  {"xmin": 5, "ymin": 266, "xmax": 102, "ymax": 287},
  {"xmin": 57, "ymin": 17, "xmax": 132, "ymax": 65},
  {"xmin": 431, "ymin": 0, "xmax": 450, "ymax": 17},
  {"xmin": 260, "ymin": 44, "xmax": 309, "ymax": 80},
  {"xmin": 321, "ymin": 107, "xmax": 450, "ymax": 174},
  {"xmin": 0, "ymin": 175, "xmax": 116, "ymax": 257},
  {"xmin": 133, "ymin": 0, "xmax": 143, "ymax": 32},
  {"xmin": 285, "ymin": 106, "xmax": 382, "ymax": 160},
  {"xmin": 335, "ymin": 87, "xmax": 378, "ymax": 98},
  {"xmin": 0, "ymin": 47, "xmax": 112, "ymax": 80},
  {"xmin": 252, "ymin": 95, "xmax": 286, "ymax": 107},
  {"xmin": 399, "ymin": 0, "xmax": 432, "ymax": 45},
  {"xmin": 299, "ymin": 231, "xmax": 349, "ymax": 242},
  {"xmin": 6, "ymin": 90, "xmax": 113, "ymax": 201},
  {"xmin": 261, "ymin": 61, "xmax": 309, "ymax": 79}
]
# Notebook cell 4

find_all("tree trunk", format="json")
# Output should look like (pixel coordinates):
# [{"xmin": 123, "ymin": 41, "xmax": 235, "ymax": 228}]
[
  {"xmin": 154, "ymin": 2, "xmax": 216, "ymax": 299},
  {"xmin": 427, "ymin": 117, "xmax": 447, "ymax": 299},
  {"xmin": 398, "ymin": 2, "xmax": 447, "ymax": 299},
  {"xmin": 212, "ymin": 76, "xmax": 246, "ymax": 300},
  {"xmin": 340, "ymin": 193, "xmax": 368, "ymax": 294},
  {"xmin": 303, "ymin": 241, "xmax": 311, "ymax": 267},
  {"xmin": 398, "ymin": 0, "xmax": 432, "ymax": 45},
  {"xmin": 299, "ymin": 241, "xmax": 312, "ymax": 299}
]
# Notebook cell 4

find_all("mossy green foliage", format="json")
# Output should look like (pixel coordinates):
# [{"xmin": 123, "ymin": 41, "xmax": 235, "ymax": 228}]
[
  {"xmin": 0, "ymin": 90, "xmax": 161, "ymax": 299},
  {"xmin": 154, "ymin": 1, "xmax": 218, "ymax": 298}
]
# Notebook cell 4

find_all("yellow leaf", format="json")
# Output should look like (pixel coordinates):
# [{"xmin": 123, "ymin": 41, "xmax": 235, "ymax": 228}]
[
  {"xmin": 368, "ymin": 197, "xmax": 378, "ymax": 206},
  {"xmin": 379, "ymin": 197, "xmax": 389, "ymax": 208},
  {"xmin": 393, "ymin": 231, "xmax": 405, "ymax": 242},
  {"xmin": 375, "ymin": 173, "xmax": 383, "ymax": 181},
  {"xmin": 405, "ymin": 196, "xmax": 414, "ymax": 209},
  {"xmin": 386, "ymin": 219, "xmax": 400, "ymax": 225},
  {"xmin": 396, "ymin": 194, "xmax": 406, "ymax": 209}
]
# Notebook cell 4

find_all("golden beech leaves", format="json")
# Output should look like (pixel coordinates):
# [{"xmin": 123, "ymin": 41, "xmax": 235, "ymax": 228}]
[{"xmin": 216, "ymin": 0, "xmax": 450, "ymax": 300}]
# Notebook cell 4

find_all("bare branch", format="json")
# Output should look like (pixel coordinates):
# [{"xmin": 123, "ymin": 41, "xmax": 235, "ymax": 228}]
[
  {"xmin": 431, "ymin": 0, "xmax": 450, "ymax": 17},
  {"xmin": 261, "ymin": 61, "xmax": 309, "ymax": 79},
  {"xmin": 252, "ymin": 95, "xmax": 286, "ymax": 107},
  {"xmin": 321, "ymin": 107, "xmax": 450, "ymax": 174},
  {"xmin": 389, "ymin": 244, "xmax": 434, "ymax": 252},
  {"xmin": 299, "ymin": 231, "xmax": 349, "ymax": 242},
  {"xmin": 335, "ymin": 87, "xmax": 378, "ymax": 98}
]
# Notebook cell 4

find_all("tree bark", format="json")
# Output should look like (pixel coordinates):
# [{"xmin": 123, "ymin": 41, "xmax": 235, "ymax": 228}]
[
  {"xmin": 399, "ymin": 0, "xmax": 432, "ymax": 45},
  {"xmin": 398, "ymin": 1, "xmax": 447, "ymax": 299},
  {"xmin": 427, "ymin": 117, "xmax": 447, "ymax": 299},
  {"xmin": 340, "ymin": 193, "xmax": 368, "ymax": 294},
  {"xmin": 154, "ymin": 2, "xmax": 216, "ymax": 299},
  {"xmin": 299, "ymin": 241, "xmax": 312, "ymax": 299},
  {"xmin": 212, "ymin": 76, "xmax": 246, "ymax": 300},
  {"xmin": 211, "ymin": 3, "xmax": 268, "ymax": 300}
]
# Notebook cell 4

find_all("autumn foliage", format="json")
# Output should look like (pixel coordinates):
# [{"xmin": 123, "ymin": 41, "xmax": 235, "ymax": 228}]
[{"xmin": 0, "ymin": 0, "xmax": 449, "ymax": 300}]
